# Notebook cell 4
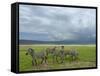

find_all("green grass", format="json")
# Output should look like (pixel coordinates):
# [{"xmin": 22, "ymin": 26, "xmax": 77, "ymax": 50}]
[{"xmin": 19, "ymin": 45, "xmax": 96, "ymax": 71}]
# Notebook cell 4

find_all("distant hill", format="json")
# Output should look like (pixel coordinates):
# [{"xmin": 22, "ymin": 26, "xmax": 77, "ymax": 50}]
[{"xmin": 19, "ymin": 39, "xmax": 95, "ymax": 45}]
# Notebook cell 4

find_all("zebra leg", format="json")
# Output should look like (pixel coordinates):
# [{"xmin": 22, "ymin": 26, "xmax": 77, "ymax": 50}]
[
  {"xmin": 56, "ymin": 55, "xmax": 59, "ymax": 63},
  {"xmin": 56, "ymin": 56, "xmax": 62, "ymax": 64},
  {"xmin": 61, "ymin": 56, "xmax": 64, "ymax": 63},
  {"xmin": 72, "ymin": 56, "xmax": 75, "ymax": 61},
  {"xmin": 62, "ymin": 56, "xmax": 65, "ymax": 63},
  {"xmin": 41, "ymin": 58, "xmax": 44, "ymax": 64},
  {"xmin": 35, "ymin": 59, "xmax": 37, "ymax": 65},
  {"xmin": 44, "ymin": 56, "xmax": 47, "ymax": 64},
  {"xmin": 32, "ymin": 60, "xmax": 34, "ymax": 66},
  {"xmin": 75, "ymin": 56, "xmax": 79, "ymax": 62}
]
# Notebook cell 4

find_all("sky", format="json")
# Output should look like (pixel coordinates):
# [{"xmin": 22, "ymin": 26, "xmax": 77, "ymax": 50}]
[{"xmin": 19, "ymin": 5, "xmax": 96, "ymax": 42}]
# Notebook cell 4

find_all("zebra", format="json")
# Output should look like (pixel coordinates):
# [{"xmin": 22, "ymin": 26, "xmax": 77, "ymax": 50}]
[
  {"xmin": 45, "ymin": 46, "xmax": 67, "ymax": 64},
  {"xmin": 45, "ymin": 46, "xmax": 57, "ymax": 56},
  {"xmin": 45, "ymin": 46, "xmax": 60, "ymax": 63},
  {"xmin": 68, "ymin": 49, "xmax": 79, "ymax": 61},
  {"xmin": 57, "ymin": 46, "xmax": 79, "ymax": 63},
  {"xmin": 56, "ymin": 46, "xmax": 66, "ymax": 63},
  {"xmin": 25, "ymin": 48, "xmax": 47, "ymax": 66}
]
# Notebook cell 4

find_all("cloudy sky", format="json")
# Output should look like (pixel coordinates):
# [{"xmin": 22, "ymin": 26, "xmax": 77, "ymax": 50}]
[{"xmin": 19, "ymin": 5, "xmax": 96, "ymax": 42}]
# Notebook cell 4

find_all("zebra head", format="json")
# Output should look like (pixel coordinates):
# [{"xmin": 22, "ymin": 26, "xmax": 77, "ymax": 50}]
[{"xmin": 26, "ymin": 48, "xmax": 35, "ymax": 56}]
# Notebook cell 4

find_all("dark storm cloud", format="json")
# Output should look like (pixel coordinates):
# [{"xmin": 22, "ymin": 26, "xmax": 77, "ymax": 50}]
[{"xmin": 19, "ymin": 5, "xmax": 96, "ymax": 42}]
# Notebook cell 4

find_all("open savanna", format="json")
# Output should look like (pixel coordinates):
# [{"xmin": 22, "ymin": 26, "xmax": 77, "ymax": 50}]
[{"xmin": 19, "ymin": 44, "xmax": 96, "ymax": 71}]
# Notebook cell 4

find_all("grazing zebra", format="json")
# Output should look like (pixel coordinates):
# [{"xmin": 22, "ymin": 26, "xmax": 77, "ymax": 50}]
[
  {"xmin": 45, "ymin": 46, "xmax": 66, "ymax": 63},
  {"xmin": 45, "ymin": 46, "xmax": 59, "ymax": 63},
  {"xmin": 45, "ymin": 46, "xmax": 57, "ymax": 56},
  {"xmin": 56, "ymin": 46, "xmax": 66, "ymax": 63},
  {"xmin": 26, "ymin": 48, "xmax": 47, "ymax": 66},
  {"xmin": 57, "ymin": 46, "xmax": 79, "ymax": 63},
  {"xmin": 68, "ymin": 49, "xmax": 79, "ymax": 61},
  {"xmin": 61, "ymin": 48, "xmax": 79, "ymax": 61}
]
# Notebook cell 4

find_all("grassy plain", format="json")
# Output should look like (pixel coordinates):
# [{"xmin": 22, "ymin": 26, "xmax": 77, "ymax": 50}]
[{"xmin": 19, "ymin": 44, "xmax": 96, "ymax": 71}]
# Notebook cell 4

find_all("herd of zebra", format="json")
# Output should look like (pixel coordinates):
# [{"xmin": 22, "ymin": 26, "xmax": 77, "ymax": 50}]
[{"xmin": 25, "ymin": 46, "xmax": 79, "ymax": 66}]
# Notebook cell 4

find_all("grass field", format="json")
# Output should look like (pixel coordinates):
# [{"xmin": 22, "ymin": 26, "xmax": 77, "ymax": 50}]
[{"xmin": 19, "ymin": 44, "xmax": 96, "ymax": 71}]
